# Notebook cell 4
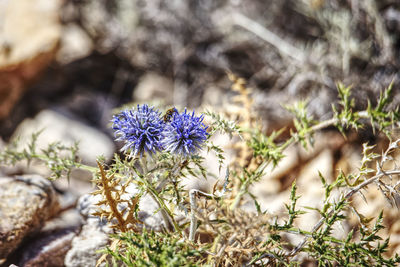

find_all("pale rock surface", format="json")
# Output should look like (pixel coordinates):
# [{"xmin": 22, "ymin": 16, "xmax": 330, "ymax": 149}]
[
  {"xmin": 133, "ymin": 72, "xmax": 174, "ymax": 105},
  {"xmin": 0, "ymin": 0, "xmax": 61, "ymax": 119},
  {"xmin": 248, "ymin": 146, "xmax": 299, "ymax": 214},
  {"xmin": 254, "ymin": 146, "xmax": 299, "ymax": 196},
  {"xmin": 77, "ymin": 184, "xmax": 164, "ymax": 231},
  {"xmin": 296, "ymin": 149, "xmax": 334, "ymax": 230},
  {"xmin": 64, "ymin": 221, "xmax": 110, "ymax": 267},
  {"xmin": 42, "ymin": 209, "xmax": 83, "ymax": 233},
  {"xmin": 65, "ymin": 188, "xmax": 164, "ymax": 267},
  {"xmin": 294, "ymin": 149, "xmax": 349, "ymax": 242},
  {"xmin": 0, "ymin": 175, "xmax": 59, "ymax": 263},
  {"xmin": 11, "ymin": 109, "xmax": 115, "ymax": 165},
  {"xmin": 64, "ymin": 194, "xmax": 112, "ymax": 267},
  {"xmin": 57, "ymin": 23, "xmax": 93, "ymax": 64},
  {"xmin": 202, "ymin": 85, "xmax": 227, "ymax": 107}
]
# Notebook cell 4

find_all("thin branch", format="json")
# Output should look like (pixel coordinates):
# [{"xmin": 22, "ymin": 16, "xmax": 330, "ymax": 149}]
[
  {"xmin": 287, "ymin": 169, "xmax": 400, "ymax": 257},
  {"xmin": 189, "ymin": 189, "xmax": 216, "ymax": 241},
  {"xmin": 232, "ymin": 13, "xmax": 307, "ymax": 63}
]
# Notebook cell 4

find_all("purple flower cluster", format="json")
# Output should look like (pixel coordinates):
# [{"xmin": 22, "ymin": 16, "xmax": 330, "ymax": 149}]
[
  {"xmin": 112, "ymin": 105, "xmax": 164, "ymax": 157},
  {"xmin": 112, "ymin": 105, "xmax": 208, "ymax": 157},
  {"xmin": 162, "ymin": 109, "xmax": 208, "ymax": 157}
]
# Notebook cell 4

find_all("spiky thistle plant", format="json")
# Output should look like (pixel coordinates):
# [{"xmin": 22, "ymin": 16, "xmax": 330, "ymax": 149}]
[{"xmin": 2, "ymin": 78, "xmax": 400, "ymax": 266}]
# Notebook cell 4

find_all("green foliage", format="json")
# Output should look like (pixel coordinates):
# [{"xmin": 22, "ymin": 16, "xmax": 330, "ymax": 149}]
[
  {"xmin": 332, "ymin": 83, "xmax": 362, "ymax": 134},
  {"xmin": 303, "ymin": 208, "xmax": 400, "ymax": 267},
  {"xmin": 204, "ymin": 110, "xmax": 241, "ymax": 138},
  {"xmin": 332, "ymin": 82, "xmax": 400, "ymax": 137},
  {"xmin": 367, "ymin": 82, "xmax": 400, "ymax": 137},
  {"xmin": 274, "ymin": 182, "xmax": 306, "ymax": 231},
  {"xmin": 249, "ymin": 128, "xmax": 286, "ymax": 167},
  {"xmin": 2, "ymin": 82, "xmax": 400, "ymax": 266},
  {"xmin": 285, "ymin": 100, "xmax": 316, "ymax": 148},
  {"xmin": 206, "ymin": 142, "xmax": 225, "ymax": 173},
  {"xmin": 0, "ymin": 131, "xmax": 85, "ymax": 180},
  {"xmin": 104, "ymin": 230, "xmax": 204, "ymax": 266}
]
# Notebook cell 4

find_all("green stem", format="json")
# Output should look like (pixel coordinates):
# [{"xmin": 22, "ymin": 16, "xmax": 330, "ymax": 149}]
[
  {"xmin": 33, "ymin": 153, "xmax": 98, "ymax": 173},
  {"xmin": 139, "ymin": 157, "xmax": 180, "ymax": 233},
  {"xmin": 139, "ymin": 175, "xmax": 181, "ymax": 233}
]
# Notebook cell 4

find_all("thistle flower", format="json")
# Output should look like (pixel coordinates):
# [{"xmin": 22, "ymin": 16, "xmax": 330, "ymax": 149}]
[
  {"xmin": 162, "ymin": 109, "xmax": 208, "ymax": 157},
  {"xmin": 112, "ymin": 104, "xmax": 164, "ymax": 157}
]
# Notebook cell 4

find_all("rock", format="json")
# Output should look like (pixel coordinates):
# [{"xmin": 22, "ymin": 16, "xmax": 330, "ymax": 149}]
[
  {"xmin": 18, "ymin": 228, "xmax": 76, "ymax": 267},
  {"xmin": 0, "ymin": 0, "xmax": 61, "ymax": 119},
  {"xmin": 247, "ymin": 146, "xmax": 300, "ymax": 214},
  {"xmin": 57, "ymin": 23, "xmax": 93, "ymax": 64},
  {"xmin": 11, "ymin": 109, "xmax": 115, "ymax": 165},
  {"xmin": 136, "ymin": 193, "xmax": 166, "ymax": 231},
  {"xmin": 202, "ymin": 85, "xmax": 227, "ymax": 107},
  {"xmin": 248, "ymin": 190, "xmax": 291, "ymax": 215},
  {"xmin": 64, "ymin": 221, "xmax": 109, "ymax": 267},
  {"xmin": 42, "ymin": 209, "xmax": 83, "ymax": 233},
  {"xmin": 297, "ymin": 149, "xmax": 334, "ymax": 198},
  {"xmin": 297, "ymin": 131, "xmax": 345, "ymax": 161},
  {"xmin": 64, "ymin": 193, "xmax": 120, "ymax": 267},
  {"xmin": 295, "ymin": 149, "xmax": 350, "ymax": 240},
  {"xmin": 77, "ymin": 185, "xmax": 164, "ymax": 231},
  {"xmin": 62, "ymin": 0, "xmax": 138, "ymax": 54},
  {"xmin": 64, "ymin": 194, "xmax": 112, "ymax": 267},
  {"xmin": 65, "ymin": 185, "xmax": 167, "ymax": 266},
  {"xmin": 133, "ymin": 72, "xmax": 174, "ymax": 105},
  {"xmin": 8, "ymin": 209, "xmax": 82, "ymax": 266},
  {"xmin": 0, "ymin": 175, "xmax": 59, "ymax": 263},
  {"xmin": 52, "ymin": 170, "xmax": 94, "ymax": 209}
]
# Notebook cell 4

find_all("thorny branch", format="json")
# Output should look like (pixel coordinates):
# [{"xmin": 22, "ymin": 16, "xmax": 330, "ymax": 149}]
[{"xmin": 287, "ymin": 139, "xmax": 400, "ymax": 257}]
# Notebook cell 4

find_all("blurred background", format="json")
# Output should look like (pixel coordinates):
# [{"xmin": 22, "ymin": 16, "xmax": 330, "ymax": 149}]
[
  {"xmin": 1, "ymin": 0, "xmax": 400, "ymax": 265},
  {"xmin": 1, "ymin": 0, "xmax": 400, "ymax": 142}
]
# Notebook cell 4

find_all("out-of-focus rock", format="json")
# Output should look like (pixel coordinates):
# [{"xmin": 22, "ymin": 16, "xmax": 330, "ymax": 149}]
[
  {"xmin": 78, "ymin": 185, "xmax": 164, "ymax": 231},
  {"xmin": 0, "ymin": 175, "xmax": 59, "ymax": 263},
  {"xmin": 250, "ymin": 146, "xmax": 300, "ymax": 214},
  {"xmin": 65, "ymin": 186, "xmax": 167, "ymax": 266},
  {"xmin": 62, "ymin": 0, "xmax": 138, "ymax": 53},
  {"xmin": 202, "ymin": 86, "xmax": 227, "ymax": 107},
  {"xmin": 11, "ymin": 109, "xmax": 115, "ymax": 165},
  {"xmin": 15, "ymin": 209, "xmax": 82, "ymax": 267},
  {"xmin": 65, "ymin": 194, "xmax": 112, "ymax": 267},
  {"xmin": 295, "ymin": 149, "xmax": 337, "ymax": 232},
  {"xmin": 57, "ymin": 24, "xmax": 93, "ymax": 64},
  {"xmin": 0, "ymin": 0, "xmax": 61, "ymax": 119},
  {"xmin": 18, "ymin": 229, "xmax": 76, "ymax": 267},
  {"xmin": 52, "ymin": 170, "xmax": 94, "ymax": 207},
  {"xmin": 42, "ymin": 209, "xmax": 83, "ymax": 233},
  {"xmin": 297, "ymin": 131, "xmax": 345, "ymax": 161},
  {"xmin": 133, "ymin": 72, "xmax": 174, "ymax": 105},
  {"xmin": 136, "ymin": 193, "xmax": 166, "ymax": 230},
  {"xmin": 64, "ymin": 221, "xmax": 109, "ymax": 267}
]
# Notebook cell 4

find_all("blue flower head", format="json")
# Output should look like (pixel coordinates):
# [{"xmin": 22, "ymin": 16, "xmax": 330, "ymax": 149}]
[
  {"xmin": 162, "ymin": 109, "xmax": 208, "ymax": 157},
  {"xmin": 112, "ymin": 104, "xmax": 164, "ymax": 157}
]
